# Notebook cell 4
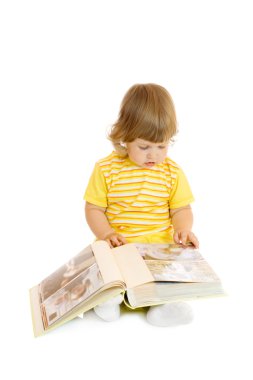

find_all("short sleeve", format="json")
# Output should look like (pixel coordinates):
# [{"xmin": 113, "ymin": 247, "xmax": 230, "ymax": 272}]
[
  {"xmin": 169, "ymin": 167, "xmax": 195, "ymax": 209},
  {"xmin": 84, "ymin": 163, "xmax": 108, "ymax": 208}
]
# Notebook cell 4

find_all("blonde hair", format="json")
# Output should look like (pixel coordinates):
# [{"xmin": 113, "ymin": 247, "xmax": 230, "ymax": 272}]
[{"xmin": 108, "ymin": 83, "xmax": 178, "ymax": 155}]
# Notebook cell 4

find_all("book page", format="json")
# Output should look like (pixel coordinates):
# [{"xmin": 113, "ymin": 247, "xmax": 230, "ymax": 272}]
[
  {"xmin": 30, "ymin": 285, "xmax": 44, "ymax": 337},
  {"xmin": 125, "ymin": 244, "xmax": 224, "ymax": 309},
  {"xmin": 30, "ymin": 283, "xmax": 124, "ymax": 336},
  {"xmin": 92, "ymin": 241, "xmax": 125, "ymax": 284},
  {"xmin": 30, "ymin": 243, "xmax": 126, "ymax": 335},
  {"xmin": 35, "ymin": 245, "xmax": 106, "ymax": 330},
  {"xmin": 112, "ymin": 244, "xmax": 154, "ymax": 288},
  {"xmin": 135, "ymin": 244, "xmax": 220, "ymax": 282}
]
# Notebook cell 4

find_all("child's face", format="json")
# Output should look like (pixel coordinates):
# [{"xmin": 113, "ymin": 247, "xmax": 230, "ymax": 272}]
[{"xmin": 126, "ymin": 139, "xmax": 169, "ymax": 168}]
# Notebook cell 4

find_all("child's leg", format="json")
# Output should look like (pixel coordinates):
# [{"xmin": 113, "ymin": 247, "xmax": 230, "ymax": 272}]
[
  {"xmin": 93, "ymin": 294, "xmax": 124, "ymax": 322},
  {"xmin": 146, "ymin": 302, "xmax": 194, "ymax": 327}
]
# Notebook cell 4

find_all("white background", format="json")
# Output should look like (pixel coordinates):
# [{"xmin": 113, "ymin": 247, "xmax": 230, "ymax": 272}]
[{"xmin": 1, "ymin": 0, "xmax": 252, "ymax": 379}]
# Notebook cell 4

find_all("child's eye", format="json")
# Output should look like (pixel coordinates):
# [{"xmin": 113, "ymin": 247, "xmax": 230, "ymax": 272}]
[
  {"xmin": 158, "ymin": 145, "xmax": 166, "ymax": 149},
  {"xmin": 139, "ymin": 146, "xmax": 149, "ymax": 150}
]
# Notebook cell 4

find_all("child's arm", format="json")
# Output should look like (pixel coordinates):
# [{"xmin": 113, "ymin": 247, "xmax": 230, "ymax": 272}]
[
  {"xmin": 85, "ymin": 202, "xmax": 127, "ymax": 247},
  {"xmin": 170, "ymin": 205, "xmax": 199, "ymax": 248}
]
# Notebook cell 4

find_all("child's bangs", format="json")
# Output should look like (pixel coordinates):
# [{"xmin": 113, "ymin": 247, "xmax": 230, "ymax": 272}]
[{"xmin": 136, "ymin": 121, "xmax": 173, "ymax": 143}]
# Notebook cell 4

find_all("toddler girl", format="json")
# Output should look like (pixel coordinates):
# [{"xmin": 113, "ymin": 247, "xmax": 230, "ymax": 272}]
[{"xmin": 84, "ymin": 83, "xmax": 198, "ymax": 326}]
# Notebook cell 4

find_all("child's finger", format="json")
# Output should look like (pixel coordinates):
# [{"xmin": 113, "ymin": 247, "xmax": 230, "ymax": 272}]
[
  {"xmin": 111, "ymin": 237, "xmax": 120, "ymax": 247},
  {"xmin": 181, "ymin": 231, "xmax": 188, "ymax": 245},
  {"xmin": 106, "ymin": 239, "xmax": 113, "ymax": 248},
  {"xmin": 173, "ymin": 231, "xmax": 181, "ymax": 244},
  {"xmin": 189, "ymin": 233, "xmax": 199, "ymax": 249},
  {"xmin": 118, "ymin": 235, "xmax": 127, "ymax": 245},
  {"xmin": 110, "ymin": 235, "xmax": 125, "ymax": 247}
]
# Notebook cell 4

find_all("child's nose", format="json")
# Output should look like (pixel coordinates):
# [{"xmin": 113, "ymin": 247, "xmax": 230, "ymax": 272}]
[{"xmin": 147, "ymin": 151, "xmax": 155, "ymax": 159}]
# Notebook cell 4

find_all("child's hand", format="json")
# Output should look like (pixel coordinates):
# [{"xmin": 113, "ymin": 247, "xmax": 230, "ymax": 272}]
[
  {"xmin": 103, "ymin": 232, "xmax": 127, "ymax": 248},
  {"xmin": 173, "ymin": 229, "xmax": 199, "ymax": 249}
]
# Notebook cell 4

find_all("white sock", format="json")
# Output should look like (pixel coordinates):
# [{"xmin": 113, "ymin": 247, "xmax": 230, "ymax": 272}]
[
  {"xmin": 94, "ymin": 294, "xmax": 123, "ymax": 322},
  {"xmin": 146, "ymin": 302, "xmax": 194, "ymax": 327}
]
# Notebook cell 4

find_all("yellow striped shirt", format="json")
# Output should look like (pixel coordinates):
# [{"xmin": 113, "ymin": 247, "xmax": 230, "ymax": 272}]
[{"xmin": 84, "ymin": 151, "xmax": 194, "ymax": 243}]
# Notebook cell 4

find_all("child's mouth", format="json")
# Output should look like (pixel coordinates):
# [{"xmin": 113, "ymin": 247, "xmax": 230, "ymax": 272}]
[{"xmin": 145, "ymin": 162, "xmax": 155, "ymax": 167}]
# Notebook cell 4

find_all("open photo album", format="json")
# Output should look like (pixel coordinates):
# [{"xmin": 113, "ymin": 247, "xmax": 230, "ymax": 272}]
[{"xmin": 30, "ymin": 241, "xmax": 224, "ymax": 336}]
